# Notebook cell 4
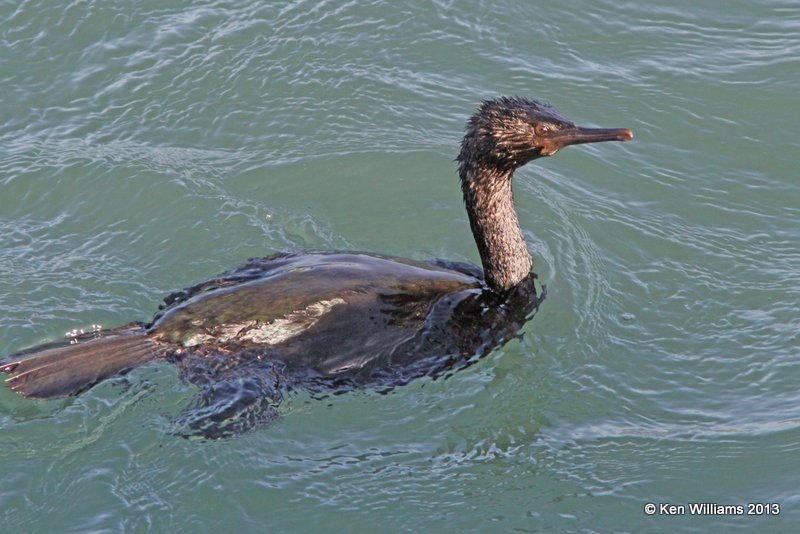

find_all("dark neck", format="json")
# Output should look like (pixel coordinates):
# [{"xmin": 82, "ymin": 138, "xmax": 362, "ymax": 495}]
[{"xmin": 459, "ymin": 163, "xmax": 533, "ymax": 292}]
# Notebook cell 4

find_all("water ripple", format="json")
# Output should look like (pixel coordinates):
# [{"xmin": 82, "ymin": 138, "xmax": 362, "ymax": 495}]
[{"xmin": 1, "ymin": 0, "xmax": 799, "ymax": 530}]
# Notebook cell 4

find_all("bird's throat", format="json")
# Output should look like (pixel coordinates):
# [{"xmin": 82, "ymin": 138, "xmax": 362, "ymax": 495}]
[{"xmin": 461, "ymin": 166, "xmax": 533, "ymax": 292}]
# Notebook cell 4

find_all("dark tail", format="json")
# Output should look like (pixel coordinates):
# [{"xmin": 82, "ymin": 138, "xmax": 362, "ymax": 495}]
[{"xmin": 2, "ymin": 329, "xmax": 160, "ymax": 399}]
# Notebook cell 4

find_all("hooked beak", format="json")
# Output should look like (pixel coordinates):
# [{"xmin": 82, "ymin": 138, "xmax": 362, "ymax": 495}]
[{"xmin": 540, "ymin": 126, "xmax": 633, "ymax": 156}]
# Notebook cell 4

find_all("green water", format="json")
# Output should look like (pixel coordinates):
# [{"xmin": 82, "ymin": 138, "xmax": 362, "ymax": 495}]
[{"xmin": 1, "ymin": 1, "xmax": 798, "ymax": 532}]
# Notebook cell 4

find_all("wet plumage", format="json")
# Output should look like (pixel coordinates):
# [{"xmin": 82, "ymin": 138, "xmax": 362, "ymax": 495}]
[{"xmin": 2, "ymin": 97, "xmax": 631, "ymax": 437}]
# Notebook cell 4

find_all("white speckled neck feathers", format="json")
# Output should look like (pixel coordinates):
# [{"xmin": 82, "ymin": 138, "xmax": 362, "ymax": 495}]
[{"xmin": 459, "ymin": 164, "xmax": 532, "ymax": 291}]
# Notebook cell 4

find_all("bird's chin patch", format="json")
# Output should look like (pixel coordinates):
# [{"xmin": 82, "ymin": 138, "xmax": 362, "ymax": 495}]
[{"xmin": 540, "ymin": 147, "xmax": 559, "ymax": 157}]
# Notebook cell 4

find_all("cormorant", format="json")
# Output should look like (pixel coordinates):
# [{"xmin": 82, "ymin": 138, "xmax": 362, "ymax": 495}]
[{"xmin": 2, "ymin": 97, "xmax": 632, "ymax": 437}]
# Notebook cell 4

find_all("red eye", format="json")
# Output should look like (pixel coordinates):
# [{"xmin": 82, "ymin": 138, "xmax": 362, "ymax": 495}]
[{"xmin": 536, "ymin": 124, "xmax": 551, "ymax": 135}]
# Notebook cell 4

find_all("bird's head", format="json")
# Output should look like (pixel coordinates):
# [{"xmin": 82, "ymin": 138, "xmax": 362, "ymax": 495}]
[{"xmin": 458, "ymin": 97, "xmax": 633, "ymax": 174}]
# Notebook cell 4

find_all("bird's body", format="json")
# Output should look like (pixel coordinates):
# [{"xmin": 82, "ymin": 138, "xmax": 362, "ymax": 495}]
[{"xmin": 2, "ymin": 97, "xmax": 631, "ymax": 437}]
